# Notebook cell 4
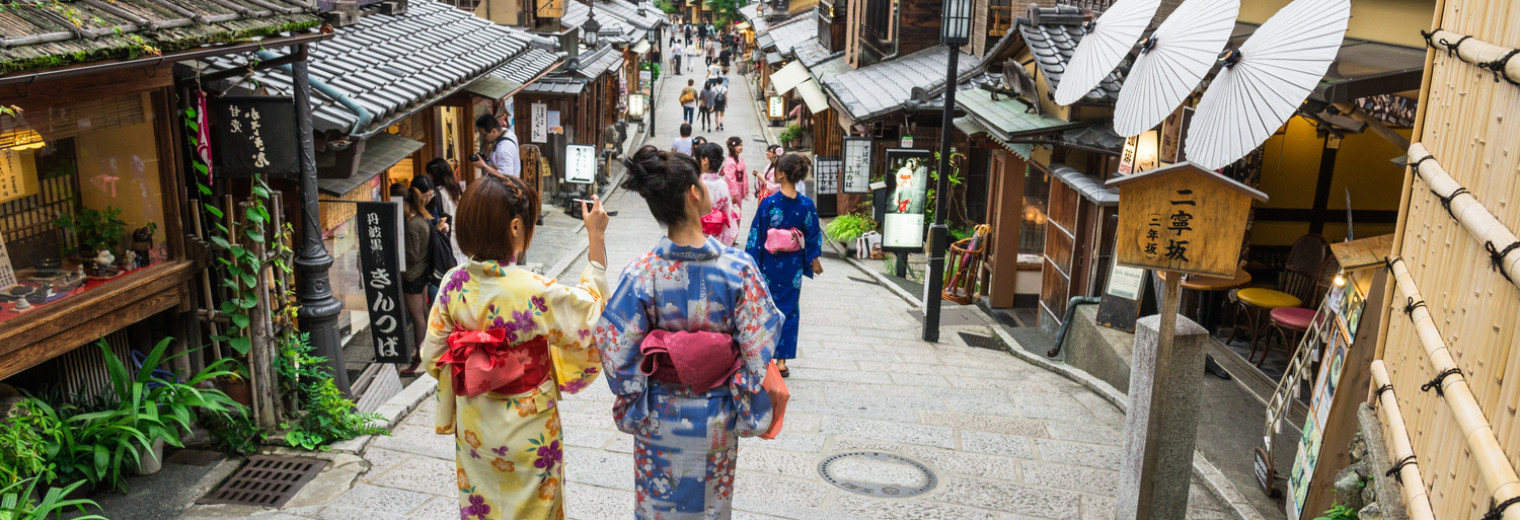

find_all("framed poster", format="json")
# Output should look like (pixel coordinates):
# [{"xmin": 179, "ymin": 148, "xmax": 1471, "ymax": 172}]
[
  {"xmin": 531, "ymin": 102, "xmax": 548, "ymax": 143},
  {"xmin": 842, "ymin": 137, "xmax": 872, "ymax": 193},
  {"xmin": 210, "ymin": 96, "xmax": 299, "ymax": 177},
  {"xmin": 767, "ymin": 96, "xmax": 785, "ymax": 119},
  {"xmin": 813, "ymin": 155, "xmax": 841, "ymax": 217},
  {"xmin": 355, "ymin": 201, "xmax": 411, "ymax": 364},
  {"xmin": 564, "ymin": 144, "xmax": 597, "ymax": 184},
  {"xmin": 1096, "ymin": 255, "xmax": 1147, "ymax": 332},
  {"xmin": 881, "ymin": 149, "xmax": 932, "ymax": 249}
]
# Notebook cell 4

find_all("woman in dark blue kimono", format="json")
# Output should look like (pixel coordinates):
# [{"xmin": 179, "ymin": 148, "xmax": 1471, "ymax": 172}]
[{"xmin": 745, "ymin": 153, "xmax": 823, "ymax": 377}]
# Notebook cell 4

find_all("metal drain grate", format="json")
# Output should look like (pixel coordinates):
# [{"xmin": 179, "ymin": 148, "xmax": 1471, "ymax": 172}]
[
  {"xmin": 198, "ymin": 455, "xmax": 328, "ymax": 508},
  {"xmin": 958, "ymin": 332, "xmax": 1002, "ymax": 351},
  {"xmin": 818, "ymin": 451, "xmax": 937, "ymax": 498}
]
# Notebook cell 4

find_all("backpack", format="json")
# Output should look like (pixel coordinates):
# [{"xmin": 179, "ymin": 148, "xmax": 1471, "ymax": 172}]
[
  {"xmin": 680, "ymin": 89, "xmax": 696, "ymax": 104},
  {"xmin": 426, "ymin": 221, "xmax": 457, "ymax": 286},
  {"xmin": 715, "ymin": 89, "xmax": 727, "ymax": 105}
]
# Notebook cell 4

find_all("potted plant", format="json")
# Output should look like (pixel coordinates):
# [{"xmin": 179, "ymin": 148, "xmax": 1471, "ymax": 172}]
[
  {"xmin": 0, "ymin": 477, "xmax": 107, "ymax": 520},
  {"xmin": 824, "ymin": 213, "xmax": 876, "ymax": 251},
  {"xmin": 778, "ymin": 123, "xmax": 803, "ymax": 148},
  {"xmin": 53, "ymin": 206, "xmax": 126, "ymax": 276}
]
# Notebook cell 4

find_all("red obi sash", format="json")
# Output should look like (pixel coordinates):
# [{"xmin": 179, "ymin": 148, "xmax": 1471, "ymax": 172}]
[{"xmin": 439, "ymin": 329, "xmax": 552, "ymax": 397}]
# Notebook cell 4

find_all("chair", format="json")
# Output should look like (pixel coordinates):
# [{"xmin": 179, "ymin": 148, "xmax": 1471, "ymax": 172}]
[
  {"xmin": 1262, "ymin": 255, "xmax": 1341, "ymax": 366},
  {"xmin": 1227, "ymin": 234, "xmax": 1329, "ymax": 362}
]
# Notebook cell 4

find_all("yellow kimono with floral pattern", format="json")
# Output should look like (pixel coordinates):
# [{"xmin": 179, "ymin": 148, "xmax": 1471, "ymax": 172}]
[{"xmin": 422, "ymin": 259, "xmax": 608, "ymax": 520}]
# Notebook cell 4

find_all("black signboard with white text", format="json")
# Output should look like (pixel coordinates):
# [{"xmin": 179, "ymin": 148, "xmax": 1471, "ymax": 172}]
[
  {"xmin": 356, "ymin": 201, "xmax": 410, "ymax": 363},
  {"xmin": 813, "ymin": 155, "xmax": 840, "ymax": 218},
  {"xmin": 210, "ymin": 96, "xmax": 298, "ymax": 177}
]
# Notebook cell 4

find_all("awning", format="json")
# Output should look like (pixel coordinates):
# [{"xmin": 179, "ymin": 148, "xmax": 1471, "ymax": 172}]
[
  {"xmin": 771, "ymin": 60, "xmax": 810, "ymax": 94},
  {"xmin": 318, "ymin": 133, "xmax": 425, "ymax": 196},
  {"xmin": 756, "ymin": 33, "xmax": 775, "ymax": 49},
  {"xmin": 631, "ymin": 39, "xmax": 651, "ymax": 55},
  {"xmin": 1049, "ymin": 163, "xmax": 1118, "ymax": 207},
  {"xmin": 736, "ymin": 22, "xmax": 750, "ymax": 30},
  {"xmin": 956, "ymin": 89, "xmax": 1086, "ymax": 141},
  {"xmin": 465, "ymin": 76, "xmax": 524, "ymax": 101},
  {"xmin": 956, "ymin": 116, "xmax": 1033, "ymax": 159},
  {"xmin": 765, "ymin": 52, "xmax": 784, "ymax": 65},
  {"xmin": 795, "ymin": 79, "xmax": 829, "ymax": 113}
]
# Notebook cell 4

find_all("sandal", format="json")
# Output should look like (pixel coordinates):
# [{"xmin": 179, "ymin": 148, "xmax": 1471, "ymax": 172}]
[
  {"xmin": 399, "ymin": 355, "xmax": 422, "ymax": 377},
  {"xmin": 778, "ymin": 366, "xmax": 789, "ymax": 378}
]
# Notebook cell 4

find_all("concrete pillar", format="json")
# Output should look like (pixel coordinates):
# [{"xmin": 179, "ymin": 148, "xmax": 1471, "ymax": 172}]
[{"xmin": 1116, "ymin": 313, "xmax": 1209, "ymax": 520}]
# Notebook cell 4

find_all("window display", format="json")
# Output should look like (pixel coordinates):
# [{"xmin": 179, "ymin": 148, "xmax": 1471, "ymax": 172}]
[{"xmin": 0, "ymin": 92, "xmax": 169, "ymax": 326}]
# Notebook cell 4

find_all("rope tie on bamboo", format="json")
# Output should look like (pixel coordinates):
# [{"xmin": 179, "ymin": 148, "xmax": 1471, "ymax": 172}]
[
  {"xmin": 1432, "ymin": 186, "xmax": 1469, "ymax": 220},
  {"xmin": 1484, "ymin": 497, "xmax": 1520, "ymax": 520},
  {"xmin": 1484, "ymin": 241, "xmax": 1520, "ymax": 284},
  {"xmin": 1403, "ymin": 297, "xmax": 1426, "ymax": 317},
  {"xmin": 1420, "ymin": 29, "xmax": 1437, "ymax": 49},
  {"xmin": 1435, "ymin": 34, "xmax": 1473, "ymax": 56},
  {"xmin": 1372, "ymin": 384, "xmax": 1394, "ymax": 409},
  {"xmin": 1406, "ymin": 155, "xmax": 1435, "ymax": 178},
  {"xmin": 1385, "ymin": 455, "xmax": 1417, "ymax": 483},
  {"xmin": 1420, "ymin": 368, "xmax": 1463, "ymax": 397},
  {"xmin": 1478, "ymin": 48, "xmax": 1520, "ymax": 86}
]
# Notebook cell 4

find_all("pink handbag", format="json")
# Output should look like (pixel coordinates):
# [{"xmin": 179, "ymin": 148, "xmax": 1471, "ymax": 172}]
[{"xmin": 765, "ymin": 228, "xmax": 804, "ymax": 254}]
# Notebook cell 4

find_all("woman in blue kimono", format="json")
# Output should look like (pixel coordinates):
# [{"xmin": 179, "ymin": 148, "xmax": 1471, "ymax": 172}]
[
  {"xmin": 745, "ymin": 153, "xmax": 822, "ymax": 378},
  {"xmin": 595, "ymin": 145, "xmax": 784, "ymax": 519}
]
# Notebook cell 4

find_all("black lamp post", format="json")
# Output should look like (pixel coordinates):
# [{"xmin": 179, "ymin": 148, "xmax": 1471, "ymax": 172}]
[
  {"xmin": 923, "ymin": 0, "xmax": 971, "ymax": 342},
  {"xmin": 291, "ymin": 44, "xmax": 350, "ymax": 394}
]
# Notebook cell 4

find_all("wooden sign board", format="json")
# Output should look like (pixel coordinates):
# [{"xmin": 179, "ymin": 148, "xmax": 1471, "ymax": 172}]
[
  {"xmin": 1096, "ymin": 258, "xmax": 1148, "ymax": 332},
  {"xmin": 1107, "ymin": 162, "xmax": 1267, "ymax": 277}
]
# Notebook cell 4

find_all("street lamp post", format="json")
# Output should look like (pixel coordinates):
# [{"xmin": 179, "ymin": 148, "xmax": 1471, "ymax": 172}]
[{"xmin": 923, "ymin": 0, "xmax": 971, "ymax": 342}]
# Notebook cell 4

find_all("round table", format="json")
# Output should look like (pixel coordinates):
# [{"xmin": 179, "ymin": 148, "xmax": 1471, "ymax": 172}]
[{"xmin": 1156, "ymin": 270, "xmax": 1253, "ymax": 330}]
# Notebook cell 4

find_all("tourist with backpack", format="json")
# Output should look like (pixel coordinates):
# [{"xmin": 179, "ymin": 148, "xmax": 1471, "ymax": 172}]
[{"xmin": 712, "ymin": 78, "xmax": 729, "ymax": 131}]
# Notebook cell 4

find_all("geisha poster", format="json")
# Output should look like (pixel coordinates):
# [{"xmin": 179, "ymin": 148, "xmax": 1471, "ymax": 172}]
[{"xmin": 881, "ymin": 149, "xmax": 932, "ymax": 249}]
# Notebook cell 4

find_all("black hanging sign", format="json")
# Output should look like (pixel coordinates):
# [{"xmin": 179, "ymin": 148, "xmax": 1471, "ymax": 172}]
[
  {"xmin": 356, "ymin": 201, "xmax": 411, "ymax": 363},
  {"xmin": 210, "ymin": 96, "xmax": 299, "ymax": 177}
]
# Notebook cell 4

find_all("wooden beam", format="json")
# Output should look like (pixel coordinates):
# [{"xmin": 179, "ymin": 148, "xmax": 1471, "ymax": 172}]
[{"xmin": 1332, "ymin": 102, "xmax": 1412, "ymax": 151}]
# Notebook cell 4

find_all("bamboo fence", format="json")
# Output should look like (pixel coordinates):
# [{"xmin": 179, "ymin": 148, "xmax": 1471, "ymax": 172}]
[
  {"xmin": 1372, "ymin": 0, "xmax": 1520, "ymax": 518},
  {"xmin": 1371, "ymin": 360, "xmax": 1436, "ymax": 520}
]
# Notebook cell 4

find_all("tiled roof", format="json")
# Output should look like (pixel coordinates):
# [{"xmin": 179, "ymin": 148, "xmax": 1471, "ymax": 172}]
[
  {"xmin": 739, "ymin": 5, "xmax": 768, "ymax": 33},
  {"xmin": 758, "ymin": 12, "xmax": 815, "ymax": 56},
  {"xmin": 202, "ymin": 0, "xmax": 534, "ymax": 137},
  {"xmin": 490, "ymin": 48, "xmax": 564, "ymax": 85},
  {"xmin": 0, "ymin": 0, "xmax": 320, "ymax": 74},
  {"xmin": 572, "ymin": 44, "xmax": 624, "ymax": 79},
  {"xmin": 1063, "ymin": 123, "xmax": 1126, "ymax": 154},
  {"xmin": 956, "ymin": 88, "xmax": 1086, "ymax": 141},
  {"xmin": 822, "ymin": 45, "xmax": 979, "ymax": 121},
  {"xmin": 588, "ymin": 0, "xmax": 666, "ymax": 30},
  {"xmin": 520, "ymin": 76, "xmax": 586, "ymax": 96},
  {"xmin": 793, "ymin": 39, "xmax": 837, "ymax": 67},
  {"xmin": 1016, "ymin": 5, "xmax": 1124, "ymax": 103},
  {"xmin": 809, "ymin": 53, "xmax": 851, "ymax": 80},
  {"xmin": 563, "ymin": 1, "xmax": 647, "ymax": 43}
]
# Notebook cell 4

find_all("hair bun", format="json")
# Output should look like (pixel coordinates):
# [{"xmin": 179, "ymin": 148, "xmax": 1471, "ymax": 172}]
[{"xmin": 621, "ymin": 145, "xmax": 668, "ymax": 198}]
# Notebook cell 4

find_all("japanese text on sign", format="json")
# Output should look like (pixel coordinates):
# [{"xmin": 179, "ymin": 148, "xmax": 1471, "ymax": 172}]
[
  {"xmin": 842, "ymin": 137, "xmax": 872, "ymax": 194},
  {"xmin": 210, "ymin": 97, "xmax": 297, "ymax": 177},
  {"xmin": 356, "ymin": 202, "xmax": 411, "ymax": 363},
  {"xmin": 1143, "ymin": 189, "xmax": 1194, "ymax": 262}
]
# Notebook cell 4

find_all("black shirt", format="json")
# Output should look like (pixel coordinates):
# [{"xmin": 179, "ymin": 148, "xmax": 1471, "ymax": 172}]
[{"xmin": 719, "ymin": 49, "xmax": 732, "ymax": 67}]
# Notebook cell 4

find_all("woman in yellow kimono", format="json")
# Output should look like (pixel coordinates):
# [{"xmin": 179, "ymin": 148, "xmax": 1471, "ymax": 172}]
[{"xmin": 422, "ymin": 175, "xmax": 611, "ymax": 520}]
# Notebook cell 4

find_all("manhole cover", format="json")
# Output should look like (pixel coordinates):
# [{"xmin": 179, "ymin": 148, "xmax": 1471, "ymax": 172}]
[
  {"xmin": 198, "ymin": 455, "xmax": 328, "ymax": 508},
  {"xmin": 818, "ymin": 451, "xmax": 937, "ymax": 498}
]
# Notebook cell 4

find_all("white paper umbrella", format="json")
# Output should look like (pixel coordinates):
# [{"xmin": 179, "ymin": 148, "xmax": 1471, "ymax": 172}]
[
  {"xmin": 1052, "ymin": 0, "xmax": 1162, "ymax": 106},
  {"xmin": 1112, "ymin": 0, "xmax": 1240, "ymax": 137},
  {"xmin": 1184, "ymin": 0, "xmax": 1350, "ymax": 170}
]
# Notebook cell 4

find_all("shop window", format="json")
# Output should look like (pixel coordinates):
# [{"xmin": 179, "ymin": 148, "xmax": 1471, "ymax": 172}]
[
  {"xmin": 1020, "ymin": 164, "xmax": 1049, "ymax": 255},
  {"xmin": 0, "ymin": 92, "xmax": 169, "ymax": 328}
]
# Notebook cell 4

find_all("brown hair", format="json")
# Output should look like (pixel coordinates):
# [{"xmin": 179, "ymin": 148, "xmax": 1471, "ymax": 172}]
[
  {"xmin": 455, "ymin": 175, "xmax": 539, "ymax": 263},
  {"xmin": 393, "ymin": 183, "xmax": 432, "ymax": 220}
]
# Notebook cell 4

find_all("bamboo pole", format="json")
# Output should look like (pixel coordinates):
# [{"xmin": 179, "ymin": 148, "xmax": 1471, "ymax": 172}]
[
  {"xmin": 1389, "ymin": 256, "xmax": 1520, "ymax": 519},
  {"xmin": 1406, "ymin": 144, "xmax": 1520, "ymax": 291},
  {"xmin": 1371, "ymin": 360, "xmax": 1437, "ymax": 520},
  {"xmin": 1427, "ymin": 29, "xmax": 1520, "ymax": 84}
]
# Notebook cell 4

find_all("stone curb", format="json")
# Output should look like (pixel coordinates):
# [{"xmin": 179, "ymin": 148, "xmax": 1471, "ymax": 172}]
[
  {"xmin": 330, "ymin": 373, "xmax": 439, "ymax": 454},
  {"xmin": 985, "ymin": 324, "xmax": 1268, "ymax": 520}
]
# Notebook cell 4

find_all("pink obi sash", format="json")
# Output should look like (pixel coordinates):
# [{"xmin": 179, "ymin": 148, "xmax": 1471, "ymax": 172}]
[
  {"xmin": 439, "ymin": 329, "xmax": 552, "ymax": 397},
  {"xmin": 639, "ymin": 330, "xmax": 744, "ymax": 393}
]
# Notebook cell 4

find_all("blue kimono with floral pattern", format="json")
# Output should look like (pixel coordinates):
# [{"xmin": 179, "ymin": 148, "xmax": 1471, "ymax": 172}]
[
  {"xmin": 594, "ymin": 237, "xmax": 783, "ymax": 520},
  {"xmin": 744, "ymin": 193, "xmax": 822, "ymax": 360}
]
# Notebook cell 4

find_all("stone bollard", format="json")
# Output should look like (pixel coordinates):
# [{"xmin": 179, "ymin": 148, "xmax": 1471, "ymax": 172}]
[{"xmin": 1116, "ymin": 313, "xmax": 1209, "ymax": 520}]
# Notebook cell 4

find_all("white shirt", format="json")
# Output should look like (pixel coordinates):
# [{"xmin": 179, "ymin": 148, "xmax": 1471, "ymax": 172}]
[
  {"xmin": 672, "ymin": 137, "xmax": 693, "ymax": 155},
  {"xmin": 490, "ymin": 130, "xmax": 520, "ymax": 178}
]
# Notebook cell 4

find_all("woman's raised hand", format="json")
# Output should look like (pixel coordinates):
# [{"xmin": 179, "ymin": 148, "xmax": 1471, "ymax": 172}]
[{"xmin": 583, "ymin": 195, "xmax": 609, "ymax": 236}]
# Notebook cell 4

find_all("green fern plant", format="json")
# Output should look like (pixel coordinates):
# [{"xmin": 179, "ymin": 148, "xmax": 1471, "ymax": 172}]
[
  {"xmin": 825, "ymin": 214, "xmax": 876, "ymax": 243},
  {"xmin": 0, "ymin": 477, "xmax": 106, "ymax": 520}
]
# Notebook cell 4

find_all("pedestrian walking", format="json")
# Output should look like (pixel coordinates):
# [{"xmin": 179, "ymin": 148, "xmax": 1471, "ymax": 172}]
[
  {"xmin": 595, "ymin": 145, "xmax": 784, "ymax": 520},
  {"xmin": 704, "ymin": 38, "xmax": 718, "ymax": 66},
  {"xmin": 684, "ymin": 39, "xmax": 700, "ymax": 73},
  {"xmin": 679, "ymin": 79, "xmax": 697, "ymax": 125},
  {"xmin": 745, "ymin": 153, "xmax": 823, "ymax": 378},
  {"xmin": 394, "ymin": 182, "xmax": 433, "ymax": 375},
  {"xmin": 712, "ymin": 79, "xmax": 729, "ymax": 131},
  {"xmin": 421, "ymin": 176, "xmax": 611, "ymax": 520},
  {"xmin": 671, "ymin": 41, "xmax": 683, "ymax": 75},
  {"xmin": 756, "ymin": 144, "xmax": 783, "ymax": 201},
  {"xmin": 699, "ymin": 81, "xmax": 716, "ymax": 132},
  {"xmin": 427, "ymin": 158, "xmax": 467, "ymax": 263},
  {"xmin": 719, "ymin": 45, "xmax": 732, "ymax": 69},
  {"xmin": 720, "ymin": 136, "xmax": 747, "ymax": 208},
  {"xmin": 671, "ymin": 123, "xmax": 694, "ymax": 155},
  {"xmin": 697, "ymin": 23, "xmax": 707, "ymax": 46},
  {"xmin": 694, "ymin": 143, "xmax": 740, "ymax": 245}
]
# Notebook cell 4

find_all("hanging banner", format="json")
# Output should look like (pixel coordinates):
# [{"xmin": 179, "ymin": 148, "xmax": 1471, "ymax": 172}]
[
  {"xmin": 531, "ymin": 103, "xmax": 549, "ymax": 143},
  {"xmin": 881, "ymin": 149, "xmax": 933, "ymax": 249},
  {"xmin": 210, "ymin": 96, "xmax": 298, "ymax": 177},
  {"xmin": 564, "ymin": 144, "xmax": 597, "ymax": 184},
  {"xmin": 356, "ymin": 201, "xmax": 410, "ymax": 364},
  {"xmin": 842, "ymin": 137, "xmax": 872, "ymax": 194},
  {"xmin": 0, "ymin": 149, "xmax": 39, "ymax": 204}
]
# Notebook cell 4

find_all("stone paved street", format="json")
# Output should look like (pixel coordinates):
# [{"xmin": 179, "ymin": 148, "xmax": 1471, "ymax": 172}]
[{"xmin": 180, "ymin": 43, "xmax": 1236, "ymax": 520}]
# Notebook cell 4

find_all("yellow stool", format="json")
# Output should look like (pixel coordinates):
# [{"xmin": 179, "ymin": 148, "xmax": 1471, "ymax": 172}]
[{"xmin": 1231, "ymin": 288, "xmax": 1302, "ymax": 364}]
